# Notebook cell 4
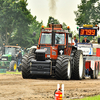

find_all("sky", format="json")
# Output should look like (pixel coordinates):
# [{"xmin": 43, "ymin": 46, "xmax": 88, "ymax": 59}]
[{"xmin": 27, "ymin": 0, "xmax": 81, "ymax": 32}]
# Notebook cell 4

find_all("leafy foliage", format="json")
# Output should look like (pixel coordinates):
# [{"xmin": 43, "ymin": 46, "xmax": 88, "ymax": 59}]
[
  {"xmin": 9, "ymin": 16, "xmax": 42, "ymax": 48},
  {"xmin": 47, "ymin": 16, "xmax": 60, "ymax": 27},
  {"xmin": 74, "ymin": 0, "xmax": 100, "ymax": 42},
  {"xmin": 0, "ymin": 1, "xmax": 71, "ymax": 48},
  {"xmin": 0, "ymin": 0, "xmax": 33, "ymax": 45},
  {"xmin": 74, "ymin": 0, "xmax": 99, "ymax": 26}
]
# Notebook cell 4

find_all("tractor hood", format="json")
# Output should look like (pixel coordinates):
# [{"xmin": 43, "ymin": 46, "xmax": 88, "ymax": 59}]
[
  {"xmin": 1, "ymin": 54, "xmax": 12, "ymax": 61},
  {"xmin": 2, "ymin": 54, "xmax": 12, "ymax": 57}
]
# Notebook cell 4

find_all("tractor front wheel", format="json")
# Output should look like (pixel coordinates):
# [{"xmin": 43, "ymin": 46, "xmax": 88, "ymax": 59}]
[
  {"xmin": 27, "ymin": 55, "xmax": 36, "ymax": 79},
  {"xmin": 9, "ymin": 60, "xmax": 17, "ymax": 71},
  {"xmin": 21, "ymin": 55, "xmax": 32, "ymax": 79}
]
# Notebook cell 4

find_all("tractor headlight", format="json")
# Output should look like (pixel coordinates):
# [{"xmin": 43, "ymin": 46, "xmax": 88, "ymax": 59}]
[
  {"xmin": 2, "ymin": 58, "xmax": 7, "ymax": 61},
  {"xmin": 47, "ymin": 55, "xmax": 50, "ymax": 57}
]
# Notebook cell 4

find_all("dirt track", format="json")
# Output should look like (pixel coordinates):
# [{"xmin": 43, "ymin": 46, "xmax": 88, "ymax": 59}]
[{"xmin": 0, "ymin": 74, "xmax": 100, "ymax": 100}]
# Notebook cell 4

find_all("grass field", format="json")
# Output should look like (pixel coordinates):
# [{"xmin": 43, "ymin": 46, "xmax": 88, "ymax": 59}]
[
  {"xmin": 75, "ymin": 95, "xmax": 100, "ymax": 100},
  {"xmin": 0, "ymin": 70, "xmax": 21, "ymax": 74}
]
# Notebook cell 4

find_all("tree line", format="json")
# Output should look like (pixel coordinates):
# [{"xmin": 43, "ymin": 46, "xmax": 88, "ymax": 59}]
[
  {"xmin": 0, "ymin": 0, "xmax": 100, "ymax": 48},
  {"xmin": 0, "ymin": 0, "xmax": 42, "ymax": 48},
  {"xmin": 0, "ymin": 0, "xmax": 69, "ymax": 48}
]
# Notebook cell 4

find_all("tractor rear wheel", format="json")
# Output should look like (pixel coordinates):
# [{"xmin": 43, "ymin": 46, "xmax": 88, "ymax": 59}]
[
  {"xmin": 9, "ymin": 60, "xmax": 17, "ymax": 71},
  {"xmin": 91, "ymin": 64, "xmax": 99, "ymax": 79},
  {"xmin": 21, "ymin": 55, "xmax": 32, "ymax": 79},
  {"xmin": 83, "ymin": 58, "xmax": 86, "ymax": 79},
  {"xmin": 90, "ymin": 69, "xmax": 95, "ymax": 79},
  {"xmin": 73, "ymin": 50, "xmax": 84, "ymax": 80},
  {"xmin": 55, "ymin": 56, "xmax": 71, "ymax": 80}
]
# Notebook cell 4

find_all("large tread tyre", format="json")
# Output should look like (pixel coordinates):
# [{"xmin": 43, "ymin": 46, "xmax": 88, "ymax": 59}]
[
  {"xmin": 27, "ymin": 55, "xmax": 36, "ymax": 79},
  {"xmin": 83, "ymin": 59, "xmax": 86, "ymax": 79},
  {"xmin": 17, "ymin": 64, "xmax": 22, "ymax": 72},
  {"xmin": 28, "ymin": 48, "xmax": 36, "ymax": 56},
  {"xmin": 55, "ymin": 55, "xmax": 71, "ymax": 80},
  {"xmin": 73, "ymin": 50, "xmax": 84, "ymax": 80},
  {"xmin": 70, "ymin": 49, "xmax": 77, "ymax": 79},
  {"xmin": 22, "ymin": 55, "xmax": 32, "ymax": 79},
  {"xmin": 91, "ymin": 63, "xmax": 99, "ymax": 79},
  {"xmin": 90, "ymin": 69, "xmax": 95, "ymax": 79},
  {"xmin": 9, "ymin": 60, "xmax": 17, "ymax": 71},
  {"xmin": 28, "ymin": 55, "xmax": 35, "ymax": 64}
]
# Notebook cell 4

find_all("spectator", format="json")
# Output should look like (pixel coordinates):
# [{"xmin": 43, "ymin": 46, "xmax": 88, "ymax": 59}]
[
  {"xmin": 17, "ymin": 50, "xmax": 22, "ymax": 67},
  {"xmin": 73, "ymin": 36, "xmax": 78, "ymax": 46},
  {"xmin": 82, "ymin": 36, "xmax": 90, "ymax": 43}
]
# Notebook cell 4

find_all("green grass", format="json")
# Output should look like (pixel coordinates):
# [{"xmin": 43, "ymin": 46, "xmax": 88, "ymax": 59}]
[
  {"xmin": 74, "ymin": 95, "xmax": 100, "ymax": 100},
  {"xmin": 0, "ymin": 70, "xmax": 21, "ymax": 74}
]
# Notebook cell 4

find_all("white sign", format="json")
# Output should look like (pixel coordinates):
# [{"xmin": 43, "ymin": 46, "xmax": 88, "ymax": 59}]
[{"xmin": 78, "ymin": 47, "xmax": 93, "ymax": 55}]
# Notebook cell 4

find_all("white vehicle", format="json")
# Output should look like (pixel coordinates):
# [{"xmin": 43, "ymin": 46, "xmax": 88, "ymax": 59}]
[{"xmin": 77, "ymin": 25, "xmax": 100, "ymax": 79}]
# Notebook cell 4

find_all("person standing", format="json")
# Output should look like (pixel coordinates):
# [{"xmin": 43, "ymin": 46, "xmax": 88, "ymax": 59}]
[
  {"xmin": 82, "ymin": 36, "xmax": 90, "ymax": 43},
  {"xmin": 17, "ymin": 50, "xmax": 22, "ymax": 67},
  {"xmin": 73, "ymin": 36, "xmax": 78, "ymax": 46}
]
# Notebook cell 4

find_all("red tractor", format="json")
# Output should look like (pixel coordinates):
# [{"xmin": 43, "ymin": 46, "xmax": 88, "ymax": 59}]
[{"xmin": 21, "ymin": 23, "xmax": 85, "ymax": 80}]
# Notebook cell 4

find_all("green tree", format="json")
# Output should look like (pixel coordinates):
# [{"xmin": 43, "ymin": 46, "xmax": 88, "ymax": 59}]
[
  {"xmin": 28, "ymin": 16, "xmax": 43, "ymax": 47},
  {"xmin": 62, "ymin": 22, "xmax": 67, "ymax": 30},
  {"xmin": 74, "ymin": 0, "xmax": 99, "ymax": 26},
  {"xmin": 62, "ymin": 22, "xmax": 73, "ymax": 34},
  {"xmin": 0, "ymin": 0, "xmax": 33, "ymax": 45},
  {"xmin": 93, "ymin": 2, "xmax": 100, "ymax": 25},
  {"xmin": 9, "ymin": 16, "xmax": 43, "ymax": 48},
  {"xmin": 47, "ymin": 16, "xmax": 60, "ymax": 27}
]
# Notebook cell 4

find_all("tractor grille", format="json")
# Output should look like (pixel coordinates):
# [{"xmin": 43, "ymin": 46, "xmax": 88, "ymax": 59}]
[
  {"xmin": 41, "ymin": 47, "xmax": 50, "ymax": 54},
  {"xmin": 30, "ymin": 60, "xmax": 51, "ymax": 75}
]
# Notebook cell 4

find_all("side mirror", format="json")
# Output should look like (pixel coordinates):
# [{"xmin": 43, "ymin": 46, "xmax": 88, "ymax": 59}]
[
  {"xmin": 33, "ymin": 32, "xmax": 36, "ymax": 36},
  {"xmin": 69, "ymin": 33, "xmax": 72, "ymax": 37},
  {"xmin": 98, "ymin": 38, "xmax": 100, "ymax": 44}
]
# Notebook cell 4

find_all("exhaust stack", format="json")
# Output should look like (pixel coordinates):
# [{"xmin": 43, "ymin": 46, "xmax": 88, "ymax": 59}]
[{"xmin": 52, "ymin": 22, "xmax": 55, "ymax": 46}]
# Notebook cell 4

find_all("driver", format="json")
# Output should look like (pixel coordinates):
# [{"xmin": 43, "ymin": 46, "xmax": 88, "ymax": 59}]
[
  {"xmin": 82, "ymin": 36, "xmax": 90, "ymax": 43},
  {"xmin": 16, "ymin": 50, "xmax": 22, "ymax": 67},
  {"xmin": 56, "ymin": 36, "xmax": 60, "ymax": 44}
]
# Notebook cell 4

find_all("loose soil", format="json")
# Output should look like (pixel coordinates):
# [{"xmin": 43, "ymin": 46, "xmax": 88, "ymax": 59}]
[{"xmin": 0, "ymin": 74, "xmax": 100, "ymax": 100}]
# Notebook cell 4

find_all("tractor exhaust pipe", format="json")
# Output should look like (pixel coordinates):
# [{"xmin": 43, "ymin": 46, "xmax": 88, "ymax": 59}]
[{"xmin": 52, "ymin": 22, "xmax": 55, "ymax": 46}]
